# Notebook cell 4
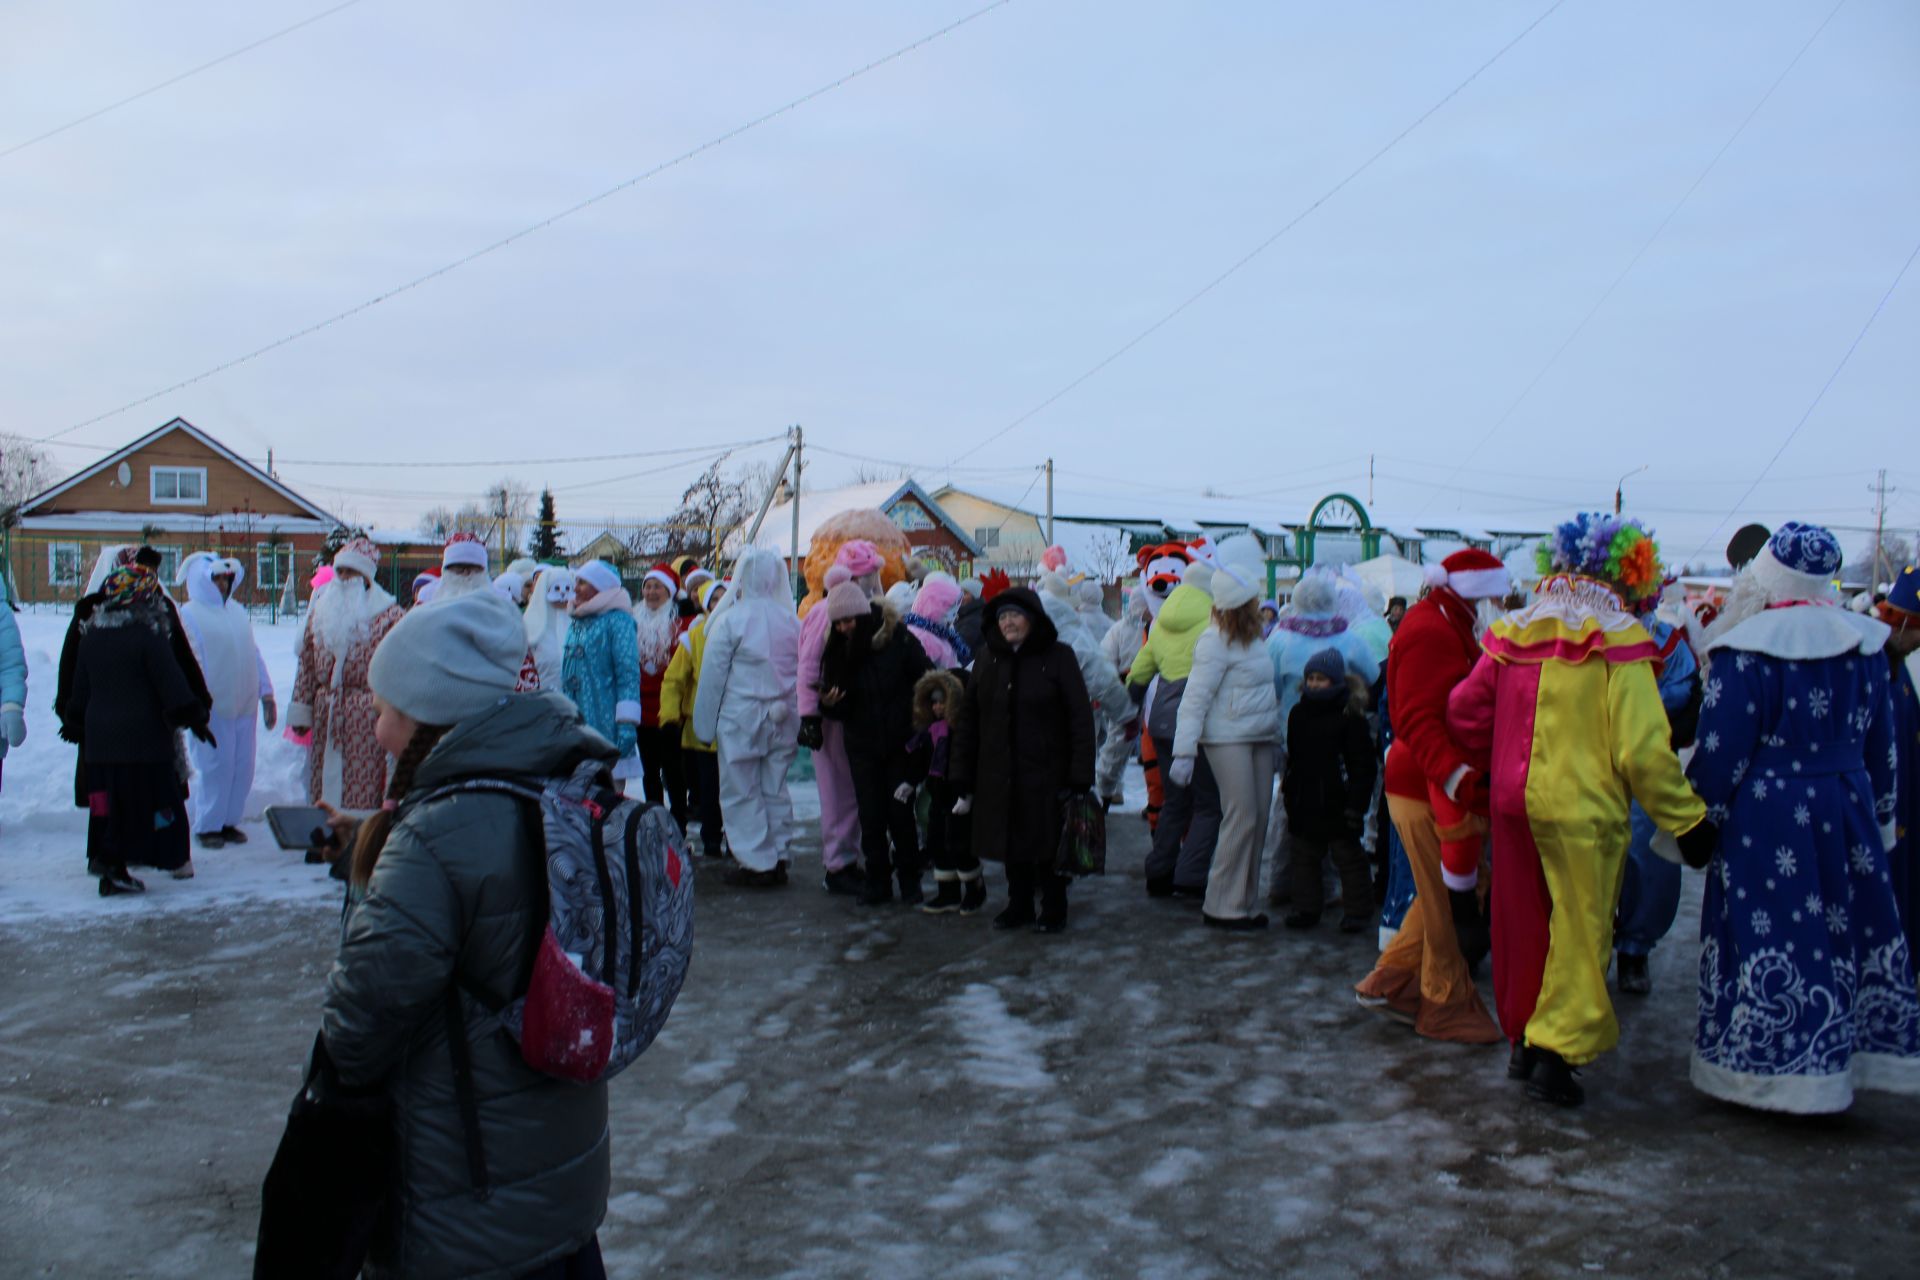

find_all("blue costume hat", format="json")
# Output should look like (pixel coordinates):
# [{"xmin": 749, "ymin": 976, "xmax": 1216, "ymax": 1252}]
[
  {"xmin": 1888, "ymin": 563, "xmax": 1920, "ymax": 616},
  {"xmin": 1768, "ymin": 521, "xmax": 1843, "ymax": 579}
]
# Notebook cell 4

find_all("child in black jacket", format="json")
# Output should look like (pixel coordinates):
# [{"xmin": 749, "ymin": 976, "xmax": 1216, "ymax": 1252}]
[
  {"xmin": 906, "ymin": 669, "xmax": 986, "ymax": 915},
  {"xmin": 1281, "ymin": 648, "xmax": 1377, "ymax": 931},
  {"xmin": 820, "ymin": 583, "xmax": 933, "ymax": 906}
]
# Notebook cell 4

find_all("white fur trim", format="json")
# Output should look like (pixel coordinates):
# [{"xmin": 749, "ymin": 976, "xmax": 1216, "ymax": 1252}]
[
  {"xmin": 1706, "ymin": 604, "xmax": 1888, "ymax": 661},
  {"xmin": 288, "ymin": 702, "xmax": 313, "ymax": 731},
  {"xmin": 1422, "ymin": 562, "xmax": 1449, "ymax": 588},
  {"xmin": 576, "ymin": 561, "xmax": 621, "ymax": 595},
  {"xmin": 1883, "ymin": 820, "xmax": 1899, "ymax": 853},
  {"xmin": 1691, "ymin": 1050, "xmax": 1920, "ymax": 1115},
  {"xmin": 443, "ymin": 539, "xmax": 489, "ymax": 571},
  {"xmin": 332, "ymin": 547, "xmax": 377, "ymax": 583},
  {"xmin": 1447, "ymin": 566, "xmax": 1510, "ymax": 600},
  {"xmin": 614, "ymin": 699, "xmax": 644, "ymax": 725},
  {"xmin": 1749, "ymin": 543, "xmax": 1838, "ymax": 605},
  {"xmin": 1441, "ymin": 866, "xmax": 1478, "ymax": 892},
  {"xmin": 644, "ymin": 568, "xmax": 678, "ymax": 593},
  {"xmin": 1650, "ymin": 827, "xmax": 1685, "ymax": 866}
]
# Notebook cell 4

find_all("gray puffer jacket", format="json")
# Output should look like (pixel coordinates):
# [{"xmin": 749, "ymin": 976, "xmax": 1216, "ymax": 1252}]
[{"xmin": 322, "ymin": 691, "xmax": 617, "ymax": 1280}]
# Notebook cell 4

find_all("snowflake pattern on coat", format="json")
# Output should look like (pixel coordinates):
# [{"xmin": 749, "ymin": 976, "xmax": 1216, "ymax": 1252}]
[
  {"xmin": 561, "ymin": 608, "xmax": 640, "ymax": 757},
  {"xmin": 1687, "ymin": 645, "xmax": 1918, "ymax": 1111}
]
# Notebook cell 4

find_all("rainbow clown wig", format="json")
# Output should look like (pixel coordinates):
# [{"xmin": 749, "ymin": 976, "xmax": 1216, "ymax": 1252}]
[{"xmin": 1535, "ymin": 512, "xmax": 1664, "ymax": 605}]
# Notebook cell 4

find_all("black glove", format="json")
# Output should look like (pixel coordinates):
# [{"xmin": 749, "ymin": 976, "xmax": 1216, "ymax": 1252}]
[
  {"xmin": 1449, "ymin": 887, "xmax": 1490, "ymax": 971},
  {"xmin": 1676, "ymin": 819, "xmax": 1720, "ymax": 870},
  {"xmin": 190, "ymin": 723, "xmax": 218, "ymax": 748},
  {"xmin": 797, "ymin": 716, "xmax": 824, "ymax": 751}
]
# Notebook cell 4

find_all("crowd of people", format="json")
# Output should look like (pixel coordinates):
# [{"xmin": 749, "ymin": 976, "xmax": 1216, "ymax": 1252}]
[{"xmin": 18, "ymin": 507, "xmax": 1920, "ymax": 1272}]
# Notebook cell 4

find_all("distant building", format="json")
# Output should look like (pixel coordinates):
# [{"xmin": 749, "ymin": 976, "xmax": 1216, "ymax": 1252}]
[
  {"xmin": 730, "ymin": 479, "xmax": 982, "ymax": 579},
  {"xmin": 9, "ymin": 417, "xmax": 339, "ymax": 607}
]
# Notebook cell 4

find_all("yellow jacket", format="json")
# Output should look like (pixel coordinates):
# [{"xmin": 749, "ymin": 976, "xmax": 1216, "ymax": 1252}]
[
  {"xmin": 1126, "ymin": 582, "xmax": 1211, "ymax": 687},
  {"xmin": 659, "ymin": 619, "xmax": 716, "ymax": 753}
]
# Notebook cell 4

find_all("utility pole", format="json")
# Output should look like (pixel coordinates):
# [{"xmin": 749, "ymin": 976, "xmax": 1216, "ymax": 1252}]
[
  {"xmin": 494, "ymin": 485, "xmax": 511, "ymax": 568},
  {"xmin": 1045, "ymin": 458, "xmax": 1055, "ymax": 545},
  {"xmin": 1615, "ymin": 465, "xmax": 1647, "ymax": 515},
  {"xmin": 791, "ymin": 424, "xmax": 804, "ymax": 597},
  {"xmin": 1871, "ymin": 468, "xmax": 1890, "ymax": 588},
  {"xmin": 1368, "ymin": 453, "xmax": 1374, "ymax": 507}
]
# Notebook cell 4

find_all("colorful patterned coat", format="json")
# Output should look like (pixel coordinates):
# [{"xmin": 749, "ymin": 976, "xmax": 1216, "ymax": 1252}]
[
  {"xmin": 1448, "ymin": 575, "xmax": 1705, "ymax": 1063},
  {"xmin": 561, "ymin": 608, "xmax": 640, "ymax": 757},
  {"xmin": 1686, "ymin": 610, "xmax": 1917, "ymax": 1113},
  {"xmin": 290, "ymin": 604, "xmax": 404, "ymax": 810}
]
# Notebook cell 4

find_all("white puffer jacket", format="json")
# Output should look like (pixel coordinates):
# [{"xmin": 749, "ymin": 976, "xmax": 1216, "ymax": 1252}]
[{"xmin": 1172, "ymin": 626, "xmax": 1280, "ymax": 757}]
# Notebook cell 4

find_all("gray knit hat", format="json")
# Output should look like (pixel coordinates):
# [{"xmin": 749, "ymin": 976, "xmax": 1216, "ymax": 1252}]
[{"xmin": 369, "ymin": 589, "xmax": 525, "ymax": 725}]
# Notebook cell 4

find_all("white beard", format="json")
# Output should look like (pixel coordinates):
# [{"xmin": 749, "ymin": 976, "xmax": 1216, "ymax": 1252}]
[
  {"xmin": 634, "ymin": 600, "xmax": 677, "ymax": 668},
  {"xmin": 1701, "ymin": 569, "xmax": 1769, "ymax": 651},
  {"xmin": 310, "ymin": 578, "xmax": 389, "ymax": 659},
  {"xmin": 435, "ymin": 571, "xmax": 490, "ymax": 602},
  {"xmin": 1474, "ymin": 598, "xmax": 1504, "ymax": 639}
]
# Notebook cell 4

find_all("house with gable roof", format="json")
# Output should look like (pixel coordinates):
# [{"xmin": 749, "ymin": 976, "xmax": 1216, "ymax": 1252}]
[{"xmin": 8, "ymin": 417, "xmax": 343, "ymax": 606}]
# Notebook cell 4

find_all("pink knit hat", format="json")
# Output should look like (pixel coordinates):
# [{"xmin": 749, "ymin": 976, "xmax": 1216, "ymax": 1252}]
[
  {"xmin": 835, "ymin": 540, "xmax": 883, "ymax": 576},
  {"xmin": 825, "ymin": 580, "xmax": 871, "ymax": 621},
  {"xmin": 912, "ymin": 577, "xmax": 962, "ymax": 622}
]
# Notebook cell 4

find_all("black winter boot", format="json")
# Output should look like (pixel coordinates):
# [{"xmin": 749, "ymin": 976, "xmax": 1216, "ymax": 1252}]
[
  {"xmin": 897, "ymin": 865, "xmax": 924, "ymax": 907},
  {"xmin": 1033, "ymin": 877, "xmax": 1069, "ymax": 934},
  {"xmin": 921, "ymin": 875, "xmax": 963, "ymax": 915},
  {"xmin": 958, "ymin": 870, "xmax": 987, "ymax": 915},
  {"xmin": 1525, "ymin": 1048, "xmax": 1585, "ymax": 1107},
  {"xmin": 1615, "ymin": 952, "xmax": 1652, "ymax": 996}
]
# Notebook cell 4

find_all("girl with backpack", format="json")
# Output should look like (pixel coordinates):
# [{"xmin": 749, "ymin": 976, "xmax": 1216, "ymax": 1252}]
[{"xmin": 311, "ymin": 591, "xmax": 616, "ymax": 1279}]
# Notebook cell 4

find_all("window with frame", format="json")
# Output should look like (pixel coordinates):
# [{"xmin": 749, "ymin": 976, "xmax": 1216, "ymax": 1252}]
[
  {"xmin": 152, "ymin": 546, "xmax": 183, "ymax": 585},
  {"xmin": 973, "ymin": 526, "xmax": 1002, "ymax": 549},
  {"xmin": 256, "ymin": 542, "xmax": 294, "ymax": 592},
  {"xmin": 150, "ymin": 465, "xmax": 207, "ymax": 505},
  {"xmin": 49, "ymin": 542, "xmax": 85, "ymax": 587}
]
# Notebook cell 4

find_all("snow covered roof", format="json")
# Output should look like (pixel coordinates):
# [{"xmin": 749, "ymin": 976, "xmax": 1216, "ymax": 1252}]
[
  {"xmin": 726, "ymin": 479, "xmax": 979, "ymax": 558},
  {"xmin": 20, "ymin": 416, "xmax": 339, "ymax": 525}
]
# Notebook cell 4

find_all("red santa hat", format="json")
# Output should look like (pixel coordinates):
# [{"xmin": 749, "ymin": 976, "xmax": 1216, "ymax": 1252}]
[
  {"xmin": 442, "ymin": 532, "xmax": 490, "ymax": 572},
  {"xmin": 643, "ymin": 563, "xmax": 680, "ymax": 594},
  {"xmin": 1426, "ymin": 548, "xmax": 1511, "ymax": 600}
]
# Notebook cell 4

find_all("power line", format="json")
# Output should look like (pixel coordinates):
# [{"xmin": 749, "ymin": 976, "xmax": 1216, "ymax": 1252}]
[
  {"xmin": 1683, "ymin": 231, "xmax": 1920, "ymax": 565},
  {"xmin": 1416, "ymin": 0, "xmax": 1852, "ymax": 517},
  {"xmin": 2, "ymin": 0, "xmax": 371, "ymax": 161},
  {"xmin": 945, "ymin": 0, "xmax": 1569, "ymax": 467},
  {"xmin": 274, "ymin": 433, "xmax": 784, "ymax": 469},
  {"xmin": 30, "ymin": 0, "xmax": 1015, "ymax": 446}
]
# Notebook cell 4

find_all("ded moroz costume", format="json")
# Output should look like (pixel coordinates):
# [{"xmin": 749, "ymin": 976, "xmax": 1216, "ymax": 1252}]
[{"xmin": 1682, "ymin": 522, "xmax": 1918, "ymax": 1114}]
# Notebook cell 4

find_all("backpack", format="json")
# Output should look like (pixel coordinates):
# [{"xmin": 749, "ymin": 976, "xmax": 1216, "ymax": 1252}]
[{"xmin": 425, "ymin": 757, "xmax": 694, "ymax": 1084}]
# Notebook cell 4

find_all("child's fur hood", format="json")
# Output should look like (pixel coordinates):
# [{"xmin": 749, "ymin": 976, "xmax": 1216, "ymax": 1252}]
[{"xmin": 912, "ymin": 669, "xmax": 963, "ymax": 730}]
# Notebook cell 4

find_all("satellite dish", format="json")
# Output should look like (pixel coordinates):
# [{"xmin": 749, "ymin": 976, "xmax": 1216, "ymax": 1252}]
[{"xmin": 116, "ymin": 462, "xmax": 133, "ymax": 487}]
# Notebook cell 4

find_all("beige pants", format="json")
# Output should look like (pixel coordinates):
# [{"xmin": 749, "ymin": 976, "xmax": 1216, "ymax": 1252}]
[{"xmin": 1202, "ymin": 742, "xmax": 1274, "ymax": 920}]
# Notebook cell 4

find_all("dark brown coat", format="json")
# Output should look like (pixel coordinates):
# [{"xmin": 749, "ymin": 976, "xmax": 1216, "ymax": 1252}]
[{"xmin": 949, "ymin": 588, "xmax": 1096, "ymax": 871}]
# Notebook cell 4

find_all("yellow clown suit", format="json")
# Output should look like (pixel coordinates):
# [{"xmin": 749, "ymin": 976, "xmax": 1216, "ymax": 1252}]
[{"xmin": 1445, "ymin": 515, "xmax": 1712, "ymax": 1106}]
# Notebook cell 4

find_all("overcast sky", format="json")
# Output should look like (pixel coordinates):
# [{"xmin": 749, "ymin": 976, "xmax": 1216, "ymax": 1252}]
[{"xmin": 4, "ymin": 0, "xmax": 1916, "ymax": 565}]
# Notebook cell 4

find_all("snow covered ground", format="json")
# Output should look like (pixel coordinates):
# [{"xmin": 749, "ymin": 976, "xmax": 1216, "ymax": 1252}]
[{"xmin": 0, "ymin": 608, "xmax": 335, "ymax": 923}]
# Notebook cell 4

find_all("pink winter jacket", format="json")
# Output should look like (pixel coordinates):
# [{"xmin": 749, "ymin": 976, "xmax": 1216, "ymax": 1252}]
[{"xmin": 798, "ymin": 602, "xmax": 831, "ymax": 717}]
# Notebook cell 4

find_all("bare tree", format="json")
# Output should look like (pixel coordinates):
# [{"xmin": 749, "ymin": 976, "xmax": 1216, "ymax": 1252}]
[
  {"xmin": 0, "ymin": 433, "xmax": 54, "ymax": 520},
  {"xmin": 1080, "ymin": 526, "xmax": 1130, "ymax": 584},
  {"xmin": 850, "ymin": 461, "xmax": 911, "ymax": 485},
  {"xmin": 419, "ymin": 503, "xmax": 493, "ymax": 541}
]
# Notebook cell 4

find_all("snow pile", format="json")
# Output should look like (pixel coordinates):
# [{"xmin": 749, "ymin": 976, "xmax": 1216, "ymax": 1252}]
[{"xmin": 0, "ymin": 609, "xmax": 332, "ymax": 923}]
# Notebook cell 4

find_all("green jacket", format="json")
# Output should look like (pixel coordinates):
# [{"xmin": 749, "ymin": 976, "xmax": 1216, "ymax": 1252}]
[
  {"xmin": 1126, "ymin": 582, "xmax": 1212, "ymax": 687},
  {"xmin": 321, "ymin": 692, "xmax": 618, "ymax": 1280}
]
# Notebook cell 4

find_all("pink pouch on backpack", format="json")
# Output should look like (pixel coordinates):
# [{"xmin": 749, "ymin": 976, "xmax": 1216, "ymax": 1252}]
[{"xmin": 517, "ymin": 928, "xmax": 614, "ymax": 1082}]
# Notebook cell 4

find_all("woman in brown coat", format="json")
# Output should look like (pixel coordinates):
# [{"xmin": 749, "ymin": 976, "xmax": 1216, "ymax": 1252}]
[{"xmin": 950, "ymin": 587, "xmax": 1096, "ymax": 933}]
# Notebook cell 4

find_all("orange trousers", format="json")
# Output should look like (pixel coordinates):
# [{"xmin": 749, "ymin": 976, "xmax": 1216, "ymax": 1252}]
[{"xmin": 1355, "ymin": 792, "xmax": 1501, "ymax": 1044}]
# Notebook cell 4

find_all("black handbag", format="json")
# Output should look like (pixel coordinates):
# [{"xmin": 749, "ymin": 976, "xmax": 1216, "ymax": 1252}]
[{"xmin": 254, "ymin": 1033, "xmax": 395, "ymax": 1280}]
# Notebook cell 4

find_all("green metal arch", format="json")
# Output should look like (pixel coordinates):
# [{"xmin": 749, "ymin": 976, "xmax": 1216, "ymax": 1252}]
[{"xmin": 1307, "ymin": 492, "xmax": 1372, "ymax": 531}]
